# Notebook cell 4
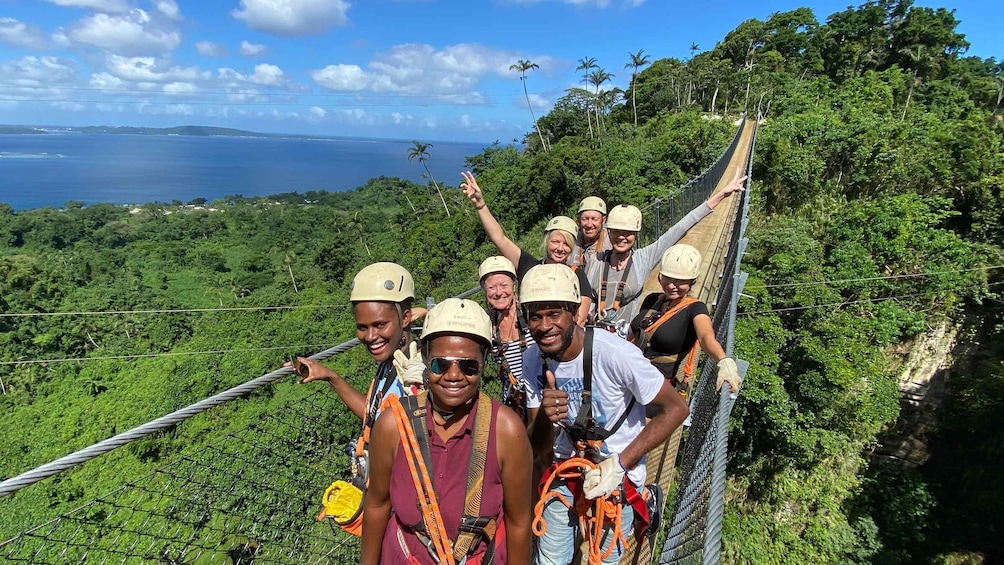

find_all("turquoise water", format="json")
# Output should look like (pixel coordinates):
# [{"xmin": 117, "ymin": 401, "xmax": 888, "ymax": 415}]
[{"xmin": 0, "ymin": 133, "xmax": 486, "ymax": 210}]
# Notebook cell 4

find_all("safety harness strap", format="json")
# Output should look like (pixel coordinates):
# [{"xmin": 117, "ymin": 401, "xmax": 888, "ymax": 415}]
[
  {"xmin": 598, "ymin": 251, "xmax": 633, "ymax": 315},
  {"xmin": 635, "ymin": 296, "xmax": 702, "ymax": 382},
  {"xmin": 547, "ymin": 327, "xmax": 635, "ymax": 445},
  {"xmin": 395, "ymin": 391, "xmax": 498, "ymax": 564}
]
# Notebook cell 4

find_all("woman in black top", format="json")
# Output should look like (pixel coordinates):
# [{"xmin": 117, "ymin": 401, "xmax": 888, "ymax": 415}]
[
  {"xmin": 629, "ymin": 244, "xmax": 739, "ymax": 393},
  {"xmin": 461, "ymin": 170, "xmax": 594, "ymax": 325}
]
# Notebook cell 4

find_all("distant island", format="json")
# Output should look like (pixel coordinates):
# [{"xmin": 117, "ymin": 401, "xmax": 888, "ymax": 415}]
[{"xmin": 0, "ymin": 124, "xmax": 317, "ymax": 139}]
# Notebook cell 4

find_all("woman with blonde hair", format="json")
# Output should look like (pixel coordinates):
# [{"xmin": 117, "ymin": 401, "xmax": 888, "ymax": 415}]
[{"xmin": 461, "ymin": 170, "xmax": 593, "ymax": 325}]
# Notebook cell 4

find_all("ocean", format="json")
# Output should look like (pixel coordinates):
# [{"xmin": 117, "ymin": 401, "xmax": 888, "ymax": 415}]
[{"xmin": 0, "ymin": 132, "xmax": 488, "ymax": 210}]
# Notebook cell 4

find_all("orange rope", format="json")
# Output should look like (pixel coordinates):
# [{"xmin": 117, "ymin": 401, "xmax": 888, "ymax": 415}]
[
  {"xmin": 387, "ymin": 395, "xmax": 457, "ymax": 565},
  {"xmin": 531, "ymin": 458, "xmax": 627, "ymax": 565}
]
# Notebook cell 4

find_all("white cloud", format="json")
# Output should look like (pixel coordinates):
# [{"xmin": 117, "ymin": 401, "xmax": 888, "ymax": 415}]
[
  {"xmin": 155, "ymin": 0, "xmax": 182, "ymax": 21},
  {"xmin": 195, "ymin": 41, "xmax": 226, "ymax": 56},
  {"xmin": 310, "ymin": 43, "xmax": 555, "ymax": 104},
  {"xmin": 105, "ymin": 53, "xmax": 208, "ymax": 82},
  {"xmin": 249, "ymin": 63, "xmax": 284, "ymax": 86},
  {"xmin": 163, "ymin": 81, "xmax": 199, "ymax": 95},
  {"xmin": 232, "ymin": 0, "xmax": 351, "ymax": 37},
  {"xmin": 66, "ymin": 9, "xmax": 181, "ymax": 55},
  {"xmin": 1, "ymin": 56, "xmax": 78, "ymax": 86},
  {"xmin": 310, "ymin": 64, "xmax": 370, "ymax": 91},
  {"xmin": 89, "ymin": 71, "xmax": 126, "ymax": 90},
  {"xmin": 52, "ymin": 101, "xmax": 86, "ymax": 111},
  {"xmin": 239, "ymin": 40, "xmax": 266, "ymax": 56},
  {"xmin": 0, "ymin": 56, "xmax": 78, "ymax": 102},
  {"xmin": 526, "ymin": 93, "xmax": 551, "ymax": 110},
  {"xmin": 309, "ymin": 106, "xmax": 326, "ymax": 118},
  {"xmin": 164, "ymin": 103, "xmax": 194, "ymax": 115},
  {"xmin": 217, "ymin": 64, "xmax": 296, "ymax": 91},
  {"xmin": 41, "ymin": 0, "xmax": 130, "ymax": 13},
  {"xmin": 0, "ymin": 18, "xmax": 47, "ymax": 50}
]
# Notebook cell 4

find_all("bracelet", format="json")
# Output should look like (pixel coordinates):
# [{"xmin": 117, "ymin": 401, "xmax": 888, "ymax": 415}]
[{"xmin": 475, "ymin": 203, "xmax": 486, "ymax": 210}]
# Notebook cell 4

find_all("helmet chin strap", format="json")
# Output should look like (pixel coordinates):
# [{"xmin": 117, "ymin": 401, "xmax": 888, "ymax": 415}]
[{"xmin": 430, "ymin": 393, "xmax": 475, "ymax": 423}]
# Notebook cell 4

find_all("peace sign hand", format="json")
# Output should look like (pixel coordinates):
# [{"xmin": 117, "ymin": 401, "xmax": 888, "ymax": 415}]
[{"xmin": 460, "ymin": 170, "xmax": 485, "ymax": 210}]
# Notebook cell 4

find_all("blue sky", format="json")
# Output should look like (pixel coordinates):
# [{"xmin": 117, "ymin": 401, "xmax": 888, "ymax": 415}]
[{"xmin": 0, "ymin": 0, "xmax": 999, "ymax": 142}]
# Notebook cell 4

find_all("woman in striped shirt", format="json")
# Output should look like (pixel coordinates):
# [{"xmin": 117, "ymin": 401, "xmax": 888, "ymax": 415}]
[{"xmin": 479, "ymin": 256, "xmax": 534, "ymax": 423}]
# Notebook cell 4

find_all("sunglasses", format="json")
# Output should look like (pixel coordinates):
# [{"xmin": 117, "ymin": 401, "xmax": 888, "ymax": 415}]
[{"xmin": 428, "ymin": 357, "xmax": 482, "ymax": 377}]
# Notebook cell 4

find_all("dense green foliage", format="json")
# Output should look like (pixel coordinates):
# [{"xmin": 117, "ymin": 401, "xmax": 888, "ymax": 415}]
[
  {"xmin": 699, "ymin": 1, "xmax": 1003, "ymax": 563},
  {"xmin": 2, "ymin": 0, "xmax": 1003, "ymax": 562}
]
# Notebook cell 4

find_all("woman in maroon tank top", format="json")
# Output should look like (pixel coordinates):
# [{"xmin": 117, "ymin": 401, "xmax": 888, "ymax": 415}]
[{"xmin": 361, "ymin": 298, "xmax": 533, "ymax": 565}]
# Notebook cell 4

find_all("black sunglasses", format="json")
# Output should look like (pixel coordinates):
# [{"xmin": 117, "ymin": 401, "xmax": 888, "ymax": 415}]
[{"xmin": 428, "ymin": 357, "xmax": 482, "ymax": 377}]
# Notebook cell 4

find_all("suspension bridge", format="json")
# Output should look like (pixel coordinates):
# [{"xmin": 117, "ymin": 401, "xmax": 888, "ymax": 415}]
[{"xmin": 0, "ymin": 116, "xmax": 757, "ymax": 565}]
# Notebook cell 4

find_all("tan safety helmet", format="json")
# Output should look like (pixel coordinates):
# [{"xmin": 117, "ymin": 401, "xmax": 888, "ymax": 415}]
[
  {"xmin": 577, "ymin": 196, "xmax": 607, "ymax": 216},
  {"xmin": 350, "ymin": 262, "xmax": 415, "ymax": 303},
  {"xmin": 478, "ymin": 256, "xmax": 517, "ymax": 284},
  {"xmin": 420, "ymin": 298, "xmax": 493, "ymax": 345},
  {"xmin": 606, "ymin": 204, "xmax": 643, "ymax": 232},
  {"xmin": 545, "ymin": 215, "xmax": 578, "ymax": 239},
  {"xmin": 519, "ymin": 264, "xmax": 581, "ymax": 306},
  {"xmin": 660, "ymin": 244, "xmax": 702, "ymax": 280}
]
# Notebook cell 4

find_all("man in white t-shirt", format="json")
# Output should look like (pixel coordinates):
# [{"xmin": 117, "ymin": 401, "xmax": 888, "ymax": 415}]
[{"xmin": 520, "ymin": 264, "xmax": 689, "ymax": 565}]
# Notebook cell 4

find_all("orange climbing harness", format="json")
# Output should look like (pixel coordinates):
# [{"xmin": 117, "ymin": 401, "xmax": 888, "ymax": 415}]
[
  {"xmin": 532, "ymin": 458, "xmax": 627, "ymax": 564},
  {"xmin": 531, "ymin": 328, "xmax": 650, "ymax": 564},
  {"xmin": 597, "ymin": 251, "xmax": 633, "ymax": 316},
  {"xmin": 386, "ymin": 390, "xmax": 499, "ymax": 565},
  {"xmin": 635, "ymin": 296, "xmax": 701, "ymax": 383}
]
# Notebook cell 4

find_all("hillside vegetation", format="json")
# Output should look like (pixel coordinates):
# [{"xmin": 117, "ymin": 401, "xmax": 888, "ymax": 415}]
[{"xmin": 2, "ymin": 0, "xmax": 1003, "ymax": 562}]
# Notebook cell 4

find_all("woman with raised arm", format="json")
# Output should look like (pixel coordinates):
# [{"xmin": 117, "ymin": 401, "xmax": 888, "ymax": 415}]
[
  {"xmin": 361, "ymin": 298, "xmax": 533, "ymax": 565},
  {"xmin": 629, "ymin": 244, "xmax": 741, "ymax": 396},
  {"xmin": 461, "ymin": 170, "xmax": 593, "ymax": 326},
  {"xmin": 586, "ymin": 173, "xmax": 747, "ymax": 338}
]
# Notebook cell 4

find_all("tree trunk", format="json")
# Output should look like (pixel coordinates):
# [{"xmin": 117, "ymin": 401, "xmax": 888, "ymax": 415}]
[
  {"xmin": 523, "ymin": 79, "xmax": 548, "ymax": 152},
  {"xmin": 287, "ymin": 264, "xmax": 299, "ymax": 293},
  {"xmin": 423, "ymin": 162, "xmax": 451, "ymax": 217},
  {"xmin": 710, "ymin": 85, "xmax": 719, "ymax": 116},
  {"xmin": 632, "ymin": 74, "xmax": 638, "ymax": 126},
  {"xmin": 403, "ymin": 192, "xmax": 418, "ymax": 217},
  {"xmin": 902, "ymin": 71, "xmax": 917, "ymax": 121}
]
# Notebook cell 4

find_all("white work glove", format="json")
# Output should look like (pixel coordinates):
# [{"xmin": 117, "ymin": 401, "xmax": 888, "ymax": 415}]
[
  {"xmin": 716, "ymin": 357, "xmax": 741, "ymax": 392},
  {"xmin": 582, "ymin": 455, "xmax": 625, "ymax": 500},
  {"xmin": 393, "ymin": 342, "xmax": 425, "ymax": 388}
]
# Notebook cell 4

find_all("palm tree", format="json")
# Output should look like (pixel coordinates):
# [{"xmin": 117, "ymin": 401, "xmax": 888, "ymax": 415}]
[
  {"xmin": 349, "ymin": 211, "xmax": 371, "ymax": 256},
  {"xmin": 509, "ymin": 59, "xmax": 548, "ymax": 152},
  {"xmin": 576, "ymin": 57, "xmax": 598, "ymax": 137},
  {"xmin": 407, "ymin": 141, "xmax": 450, "ymax": 216},
  {"xmin": 624, "ymin": 49, "xmax": 651, "ymax": 126},
  {"xmin": 283, "ymin": 253, "xmax": 298, "ymax": 293},
  {"xmin": 688, "ymin": 43, "xmax": 702, "ymax": 105},
  {"xmin": 588, "ymin": 68, "xmax": 613, "ymax": 133},
  {"xmin": 899, "ymin": 45, "xmax": 929, "ymax": 121}
]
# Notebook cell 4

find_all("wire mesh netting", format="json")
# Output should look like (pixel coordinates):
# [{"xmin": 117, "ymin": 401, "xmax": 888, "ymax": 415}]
[
  {"xmin": 0, "ymin": 362, "xmax": 508, "ymax": 565},
  {"xmin": 658, "ymin": 119, "xmax": 756, "ymax": 565},
  {"xmin": 638, "ymin": 119, "xmax": 746, "ymax": 249},
  {"xmin": 2, "ymin": 119, "xmax": 755, "ymax": 565}
]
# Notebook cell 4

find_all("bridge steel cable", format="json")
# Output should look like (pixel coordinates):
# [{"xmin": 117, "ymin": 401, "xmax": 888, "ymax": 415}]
[
  {"xmin": 2, "ymin": 119, "xmax": 751, "ymax": 565},
  {"xmin": 0, "ymin": 284, "xmax": 481, "ymax": 501},
  {"xmin": 658, "ymin": 116, "xmax": 758, "ymax": 565}
]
